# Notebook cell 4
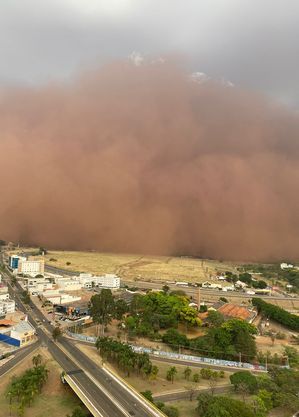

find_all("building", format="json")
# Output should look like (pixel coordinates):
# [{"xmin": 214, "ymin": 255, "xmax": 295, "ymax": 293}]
[
  {"xmin": 0, "ymin": 300, "xmax": 16, "ymax": 315},
  {"xmin": 76, "ymin": 273, "xmax": 120, "ymax": 289},
  {"xmin": 56, "ymin": 278, "xmax": 82, "ymax": 291},
  {"xmin": 280, "ymin": 262, "xmax": 294, "ymax": 270},
  {"xmin": 10, "ymin": 319, "xmax": 35, "ymax": 346},
  {"xmin": 18, "ymin": 258, "xmax": 45, "ymax": 277},
  {"xmin": 202, "ymin": 281, "xmax": 222, "ymax": 289},
  {"xmin": 208, "ymin": 301, "xmax": 257, "ymax": 323},
  {"xmin": 9, "ymin": 255, "xmax": 26, "ymax": 270}
]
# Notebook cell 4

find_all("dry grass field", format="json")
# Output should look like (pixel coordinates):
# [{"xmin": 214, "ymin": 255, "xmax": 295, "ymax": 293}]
[{"xmin": 45, "ymin": 250, "xmax": 238, "ymax": 283}]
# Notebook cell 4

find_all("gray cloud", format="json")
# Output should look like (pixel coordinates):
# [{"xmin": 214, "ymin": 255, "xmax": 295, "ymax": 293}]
[{"xmin": 0, "ymin": 0, "xmax": 299, "ymax": 105}]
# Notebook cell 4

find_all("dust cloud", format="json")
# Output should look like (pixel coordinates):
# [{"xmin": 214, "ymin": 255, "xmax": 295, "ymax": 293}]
[{"xmin": 1, "ymin": 60, "xmax": 299, "ymax": 261}]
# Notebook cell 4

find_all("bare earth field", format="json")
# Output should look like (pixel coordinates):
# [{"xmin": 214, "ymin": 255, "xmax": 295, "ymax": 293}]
[
  {"xmin": 45, "ymin": 250, "xmax": 238, "ymax": 283},
  {"xmin": 0, "ymin": 347, "xmax": 83, "ymax": 417}
]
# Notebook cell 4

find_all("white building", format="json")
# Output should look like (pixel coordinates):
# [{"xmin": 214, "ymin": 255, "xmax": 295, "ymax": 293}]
[
  {"xmin": 46, "ymin": 294, "xmax": 81, "ymax": 305},
  {"xmin": 56, "ymin": 278, "xmax": 82, "ymax": 291},
  {"xmin": 0, "ymin": 292, "xmax": 10, "ymax": 301},
  {"xmin": 280, "ymin": 262, "xmax": 294, "ymax": 270},
  {"xmin": 0, "ymin": 300, "xmax": 15, "ymax": 315},
  {"xmin": 75, "ymin": 273, "xmax": 120, "ymax": 289},
  {"xmin": 18, "ymin": 259, "xmax": 45, "ymax": 277},
  {"xmin": 202, "ymin": 281, "xmax": 222, "ymax": 289}
]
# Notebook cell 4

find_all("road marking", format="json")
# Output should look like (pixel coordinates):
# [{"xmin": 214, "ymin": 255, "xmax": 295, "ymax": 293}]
[{"xmin": 57, "ymin": 341, "xmax": 133, "ymax": 417}]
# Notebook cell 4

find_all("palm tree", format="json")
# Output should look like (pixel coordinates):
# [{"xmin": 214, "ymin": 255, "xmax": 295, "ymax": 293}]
[
  {"xmin": 166, "ymin": 366, "xmax": 177, "ymax": 384},
  {"xmin": 32, "ymin": 354, "xmax": 42, "ymax": 368}
]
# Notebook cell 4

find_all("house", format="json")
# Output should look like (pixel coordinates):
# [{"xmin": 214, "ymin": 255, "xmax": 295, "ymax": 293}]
[{"xmin": 207, "ymin": 301, "xmax": 257, "ymax": 323}]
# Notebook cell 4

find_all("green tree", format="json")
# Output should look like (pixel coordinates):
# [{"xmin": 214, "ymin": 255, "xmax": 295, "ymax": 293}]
[
  {"xmin": 32, "ymin": 354, "xmax": 42, "ymax": 368},
  {"xmin": 183, "ymin": 367, "xmax": 192, "ymax": 381},
  {"xmin": 193, "ymin": 373, "xmax": 200, "ymax": 383},
  {"xmin": 180, "ymin": 306, "xmax": 201, "ymax": 329},
  {"xmin": 166, "ymin": 367, "xmax": 177, "ymax": 384},
  {"xmin": 114, "ymin": 299, "xmax": 128, "ymax": 320},
  {"xmin": 52, "ymin": 326, "xmax": 62, "ymax": 341},
  {"xmin": 67, "ymin": 407, "xmax": 86, "ymax": 417},
  {"xmin": 206, "ymin": 310, "xmax": 224, "ymax": 327},
  {"xmin": 22, "ymin": 290, "xmax": 30, "ymax": 305},
  {"xmin": 230, "ymin": 371, "xmax": 258, "ymax": 394},
  {"xmin": 140, "ymin": 390, "xmax": 154, "ymax": 403},
  {"xmin": 90, "ymin": 290, "xmax": 115, "ymax": 335},
  {"xmin": 162, "ymin": 285, "xmax": 170, "ymax": 294}
]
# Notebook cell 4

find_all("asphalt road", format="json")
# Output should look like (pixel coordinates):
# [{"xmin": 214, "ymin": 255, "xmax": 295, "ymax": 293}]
[
  {"xmin": 153, "ymin": 385, "xmax": 231, "ymax": 402},
  {"xmin": 0, "ymin": 340, "xmax": 40, "ymax": 377},
  {"xmin": 1, "ymin": 260, "xmax": 158, "ymax": 417}
]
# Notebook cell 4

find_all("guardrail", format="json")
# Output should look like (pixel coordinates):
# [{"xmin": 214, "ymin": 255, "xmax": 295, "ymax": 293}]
[{"xmin": 65, "ymin": 330, "xmax": 266, "ymax": 371}]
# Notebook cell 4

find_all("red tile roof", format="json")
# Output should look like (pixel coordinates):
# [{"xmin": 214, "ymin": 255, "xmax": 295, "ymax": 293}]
[{"xmin": 218, "ymin": 303, "xmax": 251, "ymax": 320}]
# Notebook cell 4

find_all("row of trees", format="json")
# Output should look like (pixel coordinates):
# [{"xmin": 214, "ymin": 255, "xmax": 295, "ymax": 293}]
[
  {"xmin": 6, "ymin": 354, "xmax": 48, "ymax": 416},
  {"xmin": 95, "ymin": 337, "xmax": 158, "ymax": 378},
  {"xmin": 252, "ymin": 298, "xmax": 299, "ymax": 331},
  {"xmin": 162, "ymin": 317, "xmax": 257, "ymax": 361}
]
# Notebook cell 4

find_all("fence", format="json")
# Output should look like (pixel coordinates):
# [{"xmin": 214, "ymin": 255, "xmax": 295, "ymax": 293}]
[{"xmin": 65, "ymin": 330, "xmax": 266, "ymax": 371}]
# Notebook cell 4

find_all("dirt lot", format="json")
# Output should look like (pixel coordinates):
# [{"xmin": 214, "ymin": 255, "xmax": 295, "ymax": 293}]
[
  {"xmin": 44, "ymin": 250, "xmax": 238, "ymax": 283},
  {"xmin": 0, "ymin": 347, "xmax": 84, "ymax": 417}
]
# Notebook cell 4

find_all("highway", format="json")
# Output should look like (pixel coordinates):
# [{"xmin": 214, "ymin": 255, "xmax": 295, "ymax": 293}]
[
  {"xmin": 1, "ymin": 257, "xmax": 161, "ymax": 417},
  {"xmin": 44, "ymin": 263, "xmax": 299, "ymax": 302}
]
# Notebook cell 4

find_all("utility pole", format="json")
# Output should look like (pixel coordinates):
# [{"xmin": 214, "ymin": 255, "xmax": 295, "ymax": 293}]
[{"xmin": 239, "ymin": 352, "xmax": 242, "ymax": 367}]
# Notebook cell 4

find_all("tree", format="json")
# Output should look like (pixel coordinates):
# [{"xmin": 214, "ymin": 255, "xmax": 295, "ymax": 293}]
[
  {"xmin": 257, "ymin": 389, "xmax": 273, "ymax": 412},
  {"xmin": 193, "ymin": 373, "xmax": 200, "ymax": 383},
  {"xmin": 180, "ymin": 306, "xmax": 201, "ymax": 329},
  {"xmin": 185, "ymin": 384, "xmax": 197, "ymax": 401},
  {"xmin": 52, "ymin": 326, "xmax": 62, "ymax": 341},
  {"xmin": 162, "ymin": 285, "xmax": 170, "ymax": 294},
  {"xmin": 230, "ymin": 371, "xmax": 258, "ymax": 394},
  {"xmin": 207, "ymin": 371, "xmax": 219, "ymax": 395},
  {"xmin": 114, "ymin": 299, "xmax": 128, "ymax": 320},
  {"xmin": 196, "ymin": 394, "xmax": 256, "ymax": 417},
  {"xmin": 32, "ymin": 354, "xmax": 42, "ymax": 368},
  {"xmin": 184, "ymin": 367, "xmax": 192, "ymax": 381},
  {"xmin": 90, "ymin": 290, "xmax": 115, "ymax": 335},
  {"xmin": 162, "ymin": 328, "xmax": 189, "ymax": 349},
  {"xmin": 67, "ymin": 407, "xmax": 86, "ymax": 417},
  {"xmin": 206, "ymin": 310, "xmax": 224, "ymax": 327},
  {"xmin": 140, "ymin": 390, "xmax": 154, "ymax": 403},
  {"xmin": 22, "ymin": 290, "xmax": 30, "ymax": 305},
  {"xmin": 166, "ymin": 367, "xmax": 177, "ymax": 384}
]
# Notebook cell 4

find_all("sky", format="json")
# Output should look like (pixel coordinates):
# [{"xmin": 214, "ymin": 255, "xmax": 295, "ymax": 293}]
[{"xmin": 1, "ymin": 0, "xmax": 299, "ymax": 106}]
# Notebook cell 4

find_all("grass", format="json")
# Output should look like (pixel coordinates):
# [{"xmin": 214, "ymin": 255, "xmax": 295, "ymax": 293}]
[
  {"xmin": 166, "ymin": 400, "xmax": 198, "ymax": 417},
  {"xmin": 0, "ymin": 347, "xmax": 84, "ymax": 417},
  {"xmin": 43, "ymin": 250, "xmax": 238, "ymax": 283}
]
